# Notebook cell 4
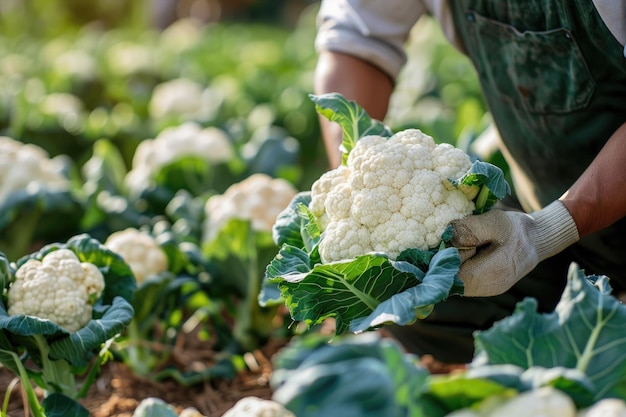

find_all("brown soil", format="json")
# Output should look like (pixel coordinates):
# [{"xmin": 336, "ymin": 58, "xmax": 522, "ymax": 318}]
[{"xmin": 2, "ymin": 339, "xmax": 284, "ymax": 417}]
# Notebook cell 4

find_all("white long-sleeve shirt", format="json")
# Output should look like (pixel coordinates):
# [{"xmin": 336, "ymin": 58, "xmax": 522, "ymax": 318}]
[{"xmin": 315, "ymin": 0, "xmax": 626, "ymax": 80}]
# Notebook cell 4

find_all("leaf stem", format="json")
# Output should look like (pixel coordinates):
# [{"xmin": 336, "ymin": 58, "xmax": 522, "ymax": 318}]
[
  {"xmin": 33, "ymin": 334, "xmax": 77, "ymax": 398},
  {"xmin": 576, "ymin": 297, "xmax": 613, "ymax": 373},
  {"xmin": 474, "ymin": 184, "xmax": 491, "ymax": 214},
  {"xmin": 1, "ymin": 376, "xmax": 19, "ymax": 417},
  {"xmin": 0, "ymin": 349, "xmax": 46, "ymax": 417}
]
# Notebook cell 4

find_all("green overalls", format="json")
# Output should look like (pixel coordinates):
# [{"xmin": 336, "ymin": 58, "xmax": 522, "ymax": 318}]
[{"xmin": 388, "ymin": 0, "xmax": 626, "ymax": 363}]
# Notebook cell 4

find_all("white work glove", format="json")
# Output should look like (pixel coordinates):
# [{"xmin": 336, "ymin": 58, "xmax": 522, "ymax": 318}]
[{"xmin": 449, "ymin": 201, "xmax": 580, "ymax": 297}]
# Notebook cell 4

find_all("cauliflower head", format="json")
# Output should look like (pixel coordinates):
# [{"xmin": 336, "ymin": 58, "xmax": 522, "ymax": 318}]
[
  {"xmin": 149, "ymin": 77, "xmax": 210, "ymax": 120},
  {"xmin": 104, "ymin": 228, "xmax": 168, "ymax": 284},
  {"xmin": 125, "ymin": 122, "xmax": 234, "ymax": 195},
  {"xmin": 310, "ymin": 129, "xmax": 475, "ymax": 262},
  {"xmin": 204, "ymin": 173, "xmax": 298, "ymax": 242},
  {"xmin": 0, "ymin": 136, "xmax": 69, "ymax": 202},
  {"xmin": 7, "ymin": 249, "xmax": 105, "ymax": 333}
]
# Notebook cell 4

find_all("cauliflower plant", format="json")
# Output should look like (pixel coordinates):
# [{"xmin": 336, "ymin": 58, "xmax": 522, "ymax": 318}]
[
  {"xmin": 0, "ymin": 136, "xmax": 69, "ymax": 202},
  {"xmin": 125, "ymin": 122, "xmax": 234, "ymax": 196},
  {"xmin": 148, "ymin": 78, "xmax": 220, "ymax": 122},
  {"xmin": 310, "ymin": 129, "xmax": 475, "ymax": 262},
  {"xmin": 7, "ymin": 249, "xmax": 105, "ymax": 333},
  {"xmin": 104, "ymin": 227, "xmax": 168, "ymax": 284},
  {"xmin": 204, "ymin": 173, "xmax": 298, "ymax": 242}
]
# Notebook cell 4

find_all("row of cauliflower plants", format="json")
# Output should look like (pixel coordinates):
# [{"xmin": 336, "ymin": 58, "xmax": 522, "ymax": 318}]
[
  {"xmin": 0, "ymin": 15, "xmax": 327, "ymax": 417},
  {"xmin": 0, "ymin": 119, "xmax": 308, "ymax": 415}
]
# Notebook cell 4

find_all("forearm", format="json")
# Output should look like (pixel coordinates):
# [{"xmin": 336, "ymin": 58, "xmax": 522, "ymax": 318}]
[
  {"xmin": 560, "ymin": 122, "xmax": 626, "ymax": 237},
  {"xmin": 314, "ymin": 51, "xmax": 394, "ymax": 168}
]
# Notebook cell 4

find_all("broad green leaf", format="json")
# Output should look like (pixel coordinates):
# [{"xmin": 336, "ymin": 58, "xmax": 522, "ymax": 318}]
[
  {"xmin": 81, "ymin": 138, "xmax": 128, "ymax": 195},
  {"xmin": 260, "ymin": 245, "xmax": 312, "ymax": 307},
  {"xmin": 0, "ymin": 302, "xmax": 68, "ymax": 338},
  {"xmin": 0, "ymin": 187, "xmax": 83, "ymax": 260},
  {"xmin": 48, "ymin": 296, "xmax": 134, "ymax": 367},
  {"xmin": 42, "ymin": 393, "xmax": 89, "ymax": 417},
  {"xmin": 272, "ymin": 192, "xmax": 314, "ymax": 249},
  {"xmin": 473, "ymin": 263, "xmax": 626, "ymax": 402},
  {"xmin": 243, "ymin": 125, "xmax": 301, "ymax": 178},
  {"xmin": 309, "ymin": 93, "xmax": 393, "ymax": 165},
  {"xmin": 139, "ymin": 156, "xmax": 242, "ymax": 215},
  {"xmin": 270, "ymin": 247, "xmax": 460, "ymax": 335},
  {"xmin": 271, "ymin": 333, "xmax": 429, "ymax": 417},
  {"xmin": 520, "ymin": 366, "xmax": 595, "ymax": 408},
  {"xmin": 0, "ymin": 296, "xmax": 133, "ymax": 368},
  {"xmin": 349, "ymin": 248, "xmax": 461, "ymax": 333},
  {"xmin": 131, "ymin": 273, "xmax": 176, "ymax": 324},
  {"xmin": 0, "ymin": 185, "xmax": 81, "ymax": 231}
]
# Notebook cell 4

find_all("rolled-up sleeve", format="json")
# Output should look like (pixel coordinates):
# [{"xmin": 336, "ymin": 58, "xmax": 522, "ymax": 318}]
[{"xmin": 315, "ymin": 0, "xmax": 425, "ymax": 80}]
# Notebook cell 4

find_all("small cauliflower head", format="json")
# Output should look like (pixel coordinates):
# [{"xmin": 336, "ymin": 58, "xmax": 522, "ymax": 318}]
[
  {"xmin": 310, "ymin": 129, "xmax": 475, "ymax": 262},
  {"xmin": 221, "ymin": 397, "xmax": 295, "ymax": 417},
  {"xmin": 149, "ymin": 77, "xmax": 209, "ymax": 120},
  {"xmin": 104, "ymin": 228, "xmax": 168, "ymax": 284},
  {"xmin": 0, "ymin": 136, "xmax": 69, "ymax": 202},
  {"xmin": 488, "ymin": 386, "xmax": 577, "ymax": 417},
  {"xmin": 124, "ymin": 122, "xmax": 234, "ymax": 196},
  {"xmin": 7, "ymin": 249, "xmax": 105, "ymax": 333},
  {"xmin": 204, "ymin": 173, "xmax": 298, "ymax": 242}
]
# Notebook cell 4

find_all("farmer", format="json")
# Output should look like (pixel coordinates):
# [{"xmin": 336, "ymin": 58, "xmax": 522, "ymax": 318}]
[{"xmin": 313, "ymin": 0, "xmax": 626, "ymax": 365}]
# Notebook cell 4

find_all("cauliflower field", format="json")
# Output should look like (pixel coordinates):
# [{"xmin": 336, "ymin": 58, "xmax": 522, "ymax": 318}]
[{"xmin": 2, "ymin": 2, "xmax": 624, "ymax": 417}]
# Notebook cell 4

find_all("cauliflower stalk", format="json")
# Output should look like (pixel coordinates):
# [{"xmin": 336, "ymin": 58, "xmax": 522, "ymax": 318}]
[
  {"xmin": 203, "ymin": 173, "xmax": 298, "ymax": 351},
  {"xmin": 263, "ymin": 93, "xmax": 509, "ymax": 335}
]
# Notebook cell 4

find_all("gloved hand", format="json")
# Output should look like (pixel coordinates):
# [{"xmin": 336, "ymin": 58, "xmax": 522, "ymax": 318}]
[{"xmin": 449, "ymin": 201, "xmax": 580, "ymax": 297}]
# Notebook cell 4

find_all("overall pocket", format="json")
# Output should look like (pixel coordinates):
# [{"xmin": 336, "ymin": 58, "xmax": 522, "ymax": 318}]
[{"xmin": 465, "ymin": 10, "xmax": 596, "ymax": 114}]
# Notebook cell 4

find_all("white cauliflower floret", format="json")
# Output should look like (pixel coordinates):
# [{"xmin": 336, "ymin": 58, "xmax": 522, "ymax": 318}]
[
  {"xmin": 221, "ymin": 396, "xmax": 295, "ymax": 417},
  {"xmin": 125, "ymin": 122, "xmax": 234, "ymax": 195},
  {"xmin": 7, "ymin": 249, "xmax": 105, "ymax": 333},
  {"xmin": 309, "ymin": 165, "xmax": 350, "ymax": 230},
  {"xmin": 0, "ymin": 136, "xmax": 69, "ymax": 202},
  {"xmin": 104, "ymin": 228, "xmax": 168, "ymax": 283},
  {"xmin": 204, "ymin": 173, "xmax": 298, "ymax": 242},
  {"xmin": 311, "ymin": 129, "xmax": 475, "ymax": 263}
]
